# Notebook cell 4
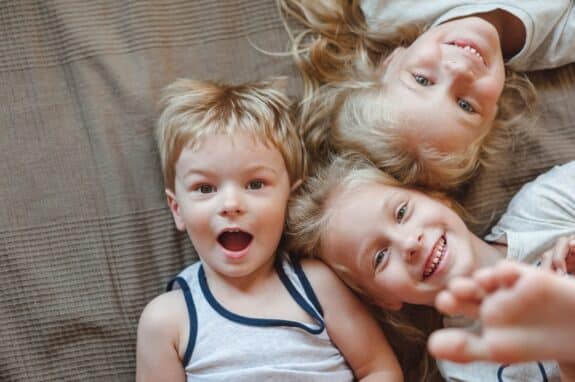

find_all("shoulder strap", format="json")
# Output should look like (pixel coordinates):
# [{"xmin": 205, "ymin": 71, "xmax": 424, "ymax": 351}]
[
  {"xmin": 167, "ymin": 276, "xmax": 197, "ymax": 366},
  {"xmin": 290, "ymin": 256, "xmax": 324, "ymax": 316}
]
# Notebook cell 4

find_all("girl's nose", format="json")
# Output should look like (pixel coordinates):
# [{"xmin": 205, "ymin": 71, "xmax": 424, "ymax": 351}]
[
  {"xmin": 445, "ymin": 59, "xmax": 475, "ymax": 84},
  {"xmin": 400, "ymin": 231, "xmax": 423, "ymax": 262}
]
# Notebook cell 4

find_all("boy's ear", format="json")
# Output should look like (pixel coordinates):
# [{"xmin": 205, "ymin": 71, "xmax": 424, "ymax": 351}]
[
  {"xmin": 165, "ymin": 189, "xmax": 186, "ymax": 231},
  {"xmin": 290, "ymin": 178, "xmax": 303, "ymax": 192}
]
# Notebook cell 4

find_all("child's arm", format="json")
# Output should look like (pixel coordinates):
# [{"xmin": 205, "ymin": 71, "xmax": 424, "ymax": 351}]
[
  {"xmin": 301, "ymin": 258, "xmax": 403, "ymax": 382},
  {"xmin": 136, "ymin": 291, "xmax": 188, "ymax": 382}
]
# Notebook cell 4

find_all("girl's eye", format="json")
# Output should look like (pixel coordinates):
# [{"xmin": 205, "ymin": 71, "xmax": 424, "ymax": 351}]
[
  {"xmin": 396, "ymin": 203, "xmax": 407, "ymax": 222},
  {"xmin": 247, "ymin": 180, "xmax": 264, "ymax": 190},
  {"xmin": 197, "ymin": 184, "xmax": 215, "ymax": 194},
  {"xmin": 457, "ymin": 99, "xmax": 475, "ymax": 113},
  {"xmin": 413, "ymin": 74, "xmax": 432, "ymax": 86},
  {"xmin": 373, "ymin": 249, "xmax": 389, "ymax": 270}
]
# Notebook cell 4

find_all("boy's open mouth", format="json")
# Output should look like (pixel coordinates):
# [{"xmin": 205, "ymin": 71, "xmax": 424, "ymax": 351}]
[{"xmin": 218, "ymin": 229, "xmax": 253, "ymax": 252}]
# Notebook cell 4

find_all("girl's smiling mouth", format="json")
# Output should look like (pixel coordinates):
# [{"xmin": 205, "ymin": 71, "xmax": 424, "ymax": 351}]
[
  {"xmin": 422, "ymin": 235, "xmax": 447, "ymax": 280},
  {"xmin": 447, "ymin": 39, "xmax": 487, "ymax": 66}
]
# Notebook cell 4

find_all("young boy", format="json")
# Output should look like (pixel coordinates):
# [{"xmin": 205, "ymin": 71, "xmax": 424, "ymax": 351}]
[{"xmin": 135, "ymin": 78, "xmax": 403, "ymax": 381}]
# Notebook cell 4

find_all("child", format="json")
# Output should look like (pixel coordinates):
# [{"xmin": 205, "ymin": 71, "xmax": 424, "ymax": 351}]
[
  {"xmin": 280, "ymin": 0, "xmax": 574, "ymax": 189},
  {"xmin": 287, "ymin": 155, "xmax": 575, "ymax": 381},
  {"xmin": 135, "ymin": 78, "xmax": 403, "ymax": 381}
]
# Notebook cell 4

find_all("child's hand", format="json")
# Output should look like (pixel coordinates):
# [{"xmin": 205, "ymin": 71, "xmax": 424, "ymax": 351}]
[
  {"xmin": 435, "ymin": 277, "xmax": 486, "ymax": 318},
  {"xmin": 540, "ymin": 235, "xmax": 575, "ymax": 275}
]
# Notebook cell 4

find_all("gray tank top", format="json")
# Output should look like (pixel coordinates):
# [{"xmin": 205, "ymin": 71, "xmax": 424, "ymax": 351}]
[{"xmin": 168, "ymin": 253, "xmax": 354, "ymax": 381}]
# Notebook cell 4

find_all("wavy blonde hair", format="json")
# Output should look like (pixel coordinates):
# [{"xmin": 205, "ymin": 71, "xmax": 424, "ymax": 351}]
[
  {"xmin": 287, "ymin": 153, "xmax": 445, "ymax": 381},
  {"xmin": 280, "ymin": 0, "xmax": 537, "ymax": 190},
  {"xmin": 156, "ymin": 77, "xmax": 305, "ymax": 191}
]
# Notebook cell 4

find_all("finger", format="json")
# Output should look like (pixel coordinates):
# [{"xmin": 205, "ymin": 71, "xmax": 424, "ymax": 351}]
[
  {"xmin": 552, "ymin": 237, "xmax": 569, "ymax": 274},
  {"xmin": 428, "ymin": 329, "xmax": 491, "ymax": 363},
  {"xmin": 435, "ymin": 290, "xmax": 480, "ymax": 318},
  {"xmin": 566, "ymin": 254, "xmax": 575, "ymax": 275},
  {"xmin": 568, "ymin": 238, "xmax": 575, "ymax": 256},
  {"xmin": 473, "ymin": 262, "xmax": 521, "ymax": 292},
  {"xmin": 539, "ymin": 248, "xmax": 553, "ymax": 271},
  {"xmin": 568, "ymin": 238, "xmax": 575, "ymax": 274},
  {"xmin": 447, "ymin": 277, "xmax": 485, "ymax": 301}
]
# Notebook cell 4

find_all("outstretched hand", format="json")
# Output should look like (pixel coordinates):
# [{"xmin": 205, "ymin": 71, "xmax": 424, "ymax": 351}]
[{"xmin": 429, "ymin": 261, "xmax": 575, "ymax": 364}]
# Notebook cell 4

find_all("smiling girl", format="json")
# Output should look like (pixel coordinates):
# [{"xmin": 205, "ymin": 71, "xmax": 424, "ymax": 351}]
[{"xmin": 287, "ymin": 154, "xmax": 575, "ymax": 381}]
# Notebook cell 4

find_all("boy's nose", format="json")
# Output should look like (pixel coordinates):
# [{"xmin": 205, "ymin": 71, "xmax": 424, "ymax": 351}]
[{"xmin": 219, "ymin": 188, "xmax": 245, "ymax": 217}]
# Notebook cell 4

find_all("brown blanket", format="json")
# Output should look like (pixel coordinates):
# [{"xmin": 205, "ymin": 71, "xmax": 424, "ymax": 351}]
[
  {"xmin": 0, "ymin": 1, "xmax": 297, "ymax": 381},
  {"xmin": 0, "ymin": 1, "xmax": 574, "ymax": 381}
]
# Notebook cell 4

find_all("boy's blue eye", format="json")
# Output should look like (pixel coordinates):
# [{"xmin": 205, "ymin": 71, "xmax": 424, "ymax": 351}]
[
  {"xmin": 396, "ymin": 203, "xmax": 407, "ymax": 222},
  {"xmin": 374, "ymin": 249, "xmax": 388, "ymax": 269},
  {"xmin": 247, "ymin": 180, "xmax": 264, "ymax": 190},
  {"xmin": 198, "ymin": 184, "xmax": 215, "ymax": 194},
  {"xmin": 413, "ymin": 74, "xmax": 432, "ymax": 86},
  {"xmin": 457, "ymin": 99, "xmax": 475, "ymax": 113}
]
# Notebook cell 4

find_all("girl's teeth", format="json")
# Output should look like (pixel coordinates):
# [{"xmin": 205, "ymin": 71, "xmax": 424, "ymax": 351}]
[
  {"xmin": 449, "ymin": 42, "xmax": 485, "ymax": 64},
  {"xmin": 461, "ymin": 46, "xmax": 483, "ymax": 62},
  {"xmin": 423, "ymin": 237, "xmax": 446, "ymax": 279}
]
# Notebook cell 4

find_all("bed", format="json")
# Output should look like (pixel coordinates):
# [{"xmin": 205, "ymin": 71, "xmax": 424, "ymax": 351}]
[{"xmin": 1, "ymin": 1, "xmax": 574, "ymax": 381}]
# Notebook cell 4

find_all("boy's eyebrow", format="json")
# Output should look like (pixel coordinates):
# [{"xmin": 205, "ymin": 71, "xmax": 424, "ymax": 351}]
[
  {"xmin": 181, "ymin": 164, "xmax": 280, "ymax": 180},
  {"xmin": 181, "ymin": 167, "xmax": 211, "ymax": 179},
  {"xmin": 246, "ymin": 164, "xmax": 280, "ymax": 174}
]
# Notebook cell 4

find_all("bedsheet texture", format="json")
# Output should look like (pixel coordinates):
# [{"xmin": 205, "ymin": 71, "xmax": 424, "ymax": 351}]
[{"xmin": 1, "ymin": 1, "xmax": 574, "ymax": 381}]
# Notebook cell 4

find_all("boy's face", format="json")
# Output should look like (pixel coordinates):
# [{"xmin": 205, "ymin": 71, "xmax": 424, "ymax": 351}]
[
  {"xmin": 380, "ymin": 17, "xmax": 505, "ymax": 153},
  {"xmin": 322, "ymin": 181, "xmax": 478, "ymax": 309},
  {"xmin": 166, "ymin": 131, "xmax": 292, "ymax": 282}
]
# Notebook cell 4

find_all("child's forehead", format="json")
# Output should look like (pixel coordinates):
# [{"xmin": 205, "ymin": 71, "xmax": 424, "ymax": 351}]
[
  {"xmin": 331, "ymin": 178, "xmax": 439, "ymax": 209},
  {"xmin": 333, "ymin": 177, "xmax": 395, "ymax": 200},
  {"xmin": 188, "ymin": 130, "xmax": 275, "ymax": 151}
]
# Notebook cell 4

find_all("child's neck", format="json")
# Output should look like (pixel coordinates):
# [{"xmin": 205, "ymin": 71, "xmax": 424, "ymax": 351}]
[
  {"xmin": 471, "ymin": 234, "xmax": 507, "ymax": 271},
  {"xmin": 476, "ymin": 9, "xmax": 525, "ymax": 59},
  {"xmin": 201, "ymin": 255, "xmax": 316, "ymax": 323},
  {"xmin": 205, "ymin": 257, "xmax": 277, "ymax": 296}
]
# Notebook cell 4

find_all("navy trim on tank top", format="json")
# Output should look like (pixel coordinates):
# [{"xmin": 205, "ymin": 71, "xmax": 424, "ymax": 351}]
[
  {"xmin": 274, "ymin": 256, "xmax": 325, "ymax": 329},
  {"xmin": 497, "ymin": 362, "xmax": 548, "ymax": 382},
  {"xmin": 198, "ymin": 262, "xmax": 324, "ymax": 334},
  {"xmin": 291, "ymin": 256, "xmax": 324, "ymax": 316},
  {"xmin": 167, "ymin": 276, "xmax": 197, "ymax": 367}
]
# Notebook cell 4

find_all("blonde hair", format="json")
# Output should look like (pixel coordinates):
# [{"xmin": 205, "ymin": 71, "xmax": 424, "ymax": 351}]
[
  {"xmin": 280, "ymin": 0, "xmax": 537, "ymax": 190},
  {"xmin": 287, "ymin": 153, "xmax": 445, "ymax": 381},
  {"xmin": 156, "ymin": 77, "xmax": 305, "ymax": 191}
]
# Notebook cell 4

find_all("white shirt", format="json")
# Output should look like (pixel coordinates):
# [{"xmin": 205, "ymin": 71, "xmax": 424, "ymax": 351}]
[{"xmin": 360, "ymin": 0, "xmax": 575, "ymax": 71}]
